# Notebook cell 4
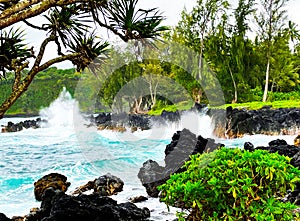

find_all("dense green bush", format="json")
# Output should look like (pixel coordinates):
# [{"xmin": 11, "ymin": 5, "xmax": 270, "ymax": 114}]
[
  {"xmin": 267, "ymin": 91, "xmax": 300, "ymax": 102},
  {"xmin": 158, "ymin": 148, "xmax": 300, "ymax": 221}
]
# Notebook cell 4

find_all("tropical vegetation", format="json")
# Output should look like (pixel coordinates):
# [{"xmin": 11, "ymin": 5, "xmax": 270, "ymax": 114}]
[
  {"xmin": 158, "ymin": 148, "xmax": 300, "ymax": 220},
  {"xmin": 0, "ymin": 0, "xmax": 300, "ymax": 116},
  {"xmin": 0, "ymin": 0, "xmax": 168, "ymax": 119}
]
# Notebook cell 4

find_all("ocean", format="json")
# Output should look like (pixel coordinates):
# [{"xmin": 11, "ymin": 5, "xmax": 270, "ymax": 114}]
[{"xmin": 0, "ymin": 90, "xmax": 295, "ymax": 219}]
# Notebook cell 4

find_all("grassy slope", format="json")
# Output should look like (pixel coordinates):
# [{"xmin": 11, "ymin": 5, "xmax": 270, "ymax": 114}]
[{"xmin": 148, "ymin": 100, "xmax": 300, "ymax": 115}]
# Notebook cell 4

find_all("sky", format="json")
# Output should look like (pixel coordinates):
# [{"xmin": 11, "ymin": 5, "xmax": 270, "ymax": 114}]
[{"xmin": 21, "ymin": 0, "xmax": 300, "ymax": 69}]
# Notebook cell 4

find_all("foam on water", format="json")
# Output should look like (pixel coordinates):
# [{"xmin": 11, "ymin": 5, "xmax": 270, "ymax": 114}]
[{"xmin": 0, "ymin": 88, "xmax": 296, "ymax": 219}]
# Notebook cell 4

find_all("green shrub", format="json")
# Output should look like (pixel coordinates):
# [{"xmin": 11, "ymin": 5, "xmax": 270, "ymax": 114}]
[
  {"xmin": 267, "ymin": 91, "xmax": 300, "ymax": 102},
  {"xmin": 158, "ymin": 148, "xmax": 300, "ymax": 221}
]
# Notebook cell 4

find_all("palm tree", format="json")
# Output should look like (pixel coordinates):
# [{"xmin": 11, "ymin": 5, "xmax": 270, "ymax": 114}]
[{"xmin": 286, "ymin": 21, "xmax": 300, "ymax": 51}]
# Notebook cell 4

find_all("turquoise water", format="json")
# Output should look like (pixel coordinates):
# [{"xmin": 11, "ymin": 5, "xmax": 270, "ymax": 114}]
[
  {"xmin": 0, "ymin": 120, "xmax": 173, "ymax": 218},
  {"xmin": 0, "ymin": 91, "xmax": 295, "ymax": 219}
]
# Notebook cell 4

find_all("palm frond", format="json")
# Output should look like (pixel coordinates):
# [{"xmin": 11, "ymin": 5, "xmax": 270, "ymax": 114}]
[
  {"xmin": 0, "ymin": 27, "xmax": 33, "ymax": 78},
  {"xmin": 43, "ymin": 5, "xmax": 91, "ymax": 47},
  {"xmin": 67, "ymin": 32, "xmax": 110, "ymax": 73},
  {"xmin": 101, "ymin": 0, "xmax": 168, "ymax": 42}
]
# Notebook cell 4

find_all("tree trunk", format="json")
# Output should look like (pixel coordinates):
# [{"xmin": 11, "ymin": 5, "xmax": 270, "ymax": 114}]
[
  {"xmin": 228, "ymin": 67, "xmax": 238, "ymax": 103},
  {"xmin": 262, "ymin": 58, "xmax": 270, "ymax": 102},
  {"xmin": 198, "ymin": 38, "xmax": 204, "ymax": 82},
  {"xmin": 131, "ymin": 96, "xmax": 143, "ymax": 114}
]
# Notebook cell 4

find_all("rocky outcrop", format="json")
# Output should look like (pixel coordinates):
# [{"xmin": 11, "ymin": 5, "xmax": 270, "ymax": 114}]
[
  {"xmin": 34, "ymin": 173, "xmax": 71, "ymax": 201},
  {"xmin": 72, "ymin": 173, "xmax": 124, "ymax": 196},
  {"xmin": 242, "ymin": 138, "xmax": 300, "ymax": 207},
  {"xmin": 244, "ymin": 139, "xmax": 300, "ymax": 158},
  {"xmin": 94, "ymin": 109, "xmax": 184, "ymax": 132},
  {"xmin": 0, "ymin": 213, "xmax": 11, "ymax": 221},
  {"xmin": 138, "ymin": 128, "xmax": 224, "ymax": 197},
  {"xmin": 283, "ymin": 148, "xmax": 300, "ymax": 206},
  {"xmin": 25, "ymin": 188, "xmax": 150, "ymax": 221},
  {"xmin": 212, "ymin": 106, "xmax": 300, "ymax": 138},
  {"xmin": 1, "ymin": 118, "xmax": 45, "ymax": 133},
  {"xmin": 2, "ymin": 173, "xmax": 150, "ymax": 221},
  {"xmin": 94, "ymin": 113, "xmax": 151, "ymax": 132}
]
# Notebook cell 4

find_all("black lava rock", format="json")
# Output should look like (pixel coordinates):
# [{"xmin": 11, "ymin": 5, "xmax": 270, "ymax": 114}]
[
  {"xmin": 138, "ymin": 128, "xmax": 224, "ymax": 197},
  {"xmin": 0, "ymin": 213, "xmax": 11, "ymax": 221}
]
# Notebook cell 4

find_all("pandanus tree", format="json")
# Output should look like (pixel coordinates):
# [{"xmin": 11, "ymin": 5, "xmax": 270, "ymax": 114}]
[{"xmin": 0, "ymin": 0, "xmax": 167, "ymax": 119}]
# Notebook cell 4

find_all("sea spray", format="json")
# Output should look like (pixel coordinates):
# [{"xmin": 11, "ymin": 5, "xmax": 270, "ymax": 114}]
[
  {"xmin": 39, "ymin": 87, "xmax": 88, "ymax": 129},
  {"xmin": 147, "ymin": 109, "xmax": 214, "ymax": 141}
]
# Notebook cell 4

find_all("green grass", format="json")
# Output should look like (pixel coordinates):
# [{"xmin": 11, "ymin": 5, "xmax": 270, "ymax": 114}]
[
  {"xmin": 148, "ymin": 100, "xmax": 300, "ymax": 115},
  {"xmin": 148, "ymin": 101, "xmax": 194, "ymax": 115},
  {"xmin": 213, "ymin": 100, "xmax": 300, "ymax": 110}
]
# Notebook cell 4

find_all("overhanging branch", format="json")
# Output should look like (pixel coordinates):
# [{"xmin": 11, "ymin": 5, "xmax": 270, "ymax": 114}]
[
  {"xmin": 0, "ymin": 0, "xmax": 107, "ymax": 29},
  {"xmin": 0, "ymin": 0, "xmax": 41, "ymax": 19},
  {"xmin": 38, "ymin": 53, "xmax": 80, "ymax": 71}
]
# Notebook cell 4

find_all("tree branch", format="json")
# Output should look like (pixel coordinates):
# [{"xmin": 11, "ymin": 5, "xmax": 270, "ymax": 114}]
[
  {"xmin": 0, "ymin": 0, "xmax": 41, "ymax": 19},
  {"xmin": 0, "ymin": 0, "xmax": 107, "ymax": 29},
  {"xmin": 23, "ymin": 19, "xmax": 47, "ymax": 30},
  {"xmin": 0, "ymin": 52, "xmax": 80, "ymax": 118},
  {"xmin": 33, "ymin": 33, "xmax": 56, "ymax": 68},
  {"xmin": 38, "ymin": 53, "xmax": 80, "ymax": 71}
]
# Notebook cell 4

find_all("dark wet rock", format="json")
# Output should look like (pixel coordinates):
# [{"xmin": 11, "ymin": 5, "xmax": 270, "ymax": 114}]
[
  {"xmin": 282, "ymin": 183, "xmax": 300, "ymax": 205},
  {"xmin": 11, "ymin": 216, "xmax": 24, "ymax": 221},
  {"xmin": 243, "ymin": 139, "xmax": 300, "ymax": 158},
  {"xmin": 0, "ymin": 213, "xmax": 11, "ymax": 221},
  {"xmin": 94, "ymin": 173, "xmax": 124, "ymax": 196},
  {"xmin": 129, "ymin": 115, "xmax": 150, "ymax": 130},
  {"xmin": 211, "ymin": 107, "xmax": 300, "ymax": 138},
  {"xmin": 192, "ymin": 103, "xmax": 207, "ymax": 112},
  {"xmin": 95, "ymin": 113, "xmax": 111, "ymax": 125},
  {"xmin": 94, "ymin": 113, "xmax": 151, "ymax": 131},
  {"xmin": 26, "ymin": 188, "xmax": 150, "ymax": 221},
  {"xmin": 295, "ymin": 135, "xmax": 300, "ymax": 147},
  {"xmin": 290, "ymin": 151, "xmax": 300, "ymax": 169},
  {"xmin": 138, "ymin": 128, "xmax": 224, "ymax": 197},
  {"xmin": 130, "ymin": 196, "xmax": 148, "ymax": 203},
  {"xmin": 1, "ymin": 118, "xmax": 45, "ymax": 133},
  {"xmin": 73, "ymin": 173, "xmax": 124, "ymax": 196},
  {"xmin": 269, "ymin": 139, "xmax": 287, "ymax": 146},
  {"xmin": 25, "ymin": 173, "xmax": 150, "ymax": 221},
  {"xmin": 34, "ymin": 173, "xmax": 70, "ymax": 201},
  {"xmin": 255, "ymin": 144, "xmax": 300, "ymax": 158},
  {"xmin": 244, "ymin": 142, "xmax": 255, "ymax": 151},
  {"xmin": 94, "ymin": 109, "xmax": 183, "ymax": 132},
  {"xmin": 138, "ymin": 160, "xmax": 166, "ymax": 197},
  {"xmin": 160, "ymin": 110, "xmax": 180, "ymax": 122}
]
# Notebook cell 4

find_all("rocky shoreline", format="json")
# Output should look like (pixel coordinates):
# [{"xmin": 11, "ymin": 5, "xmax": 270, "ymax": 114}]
[
  {"xmin": 211, "ymin": 106, "xmax": 300, "ymax": 138},
  {"xmin": 1, "ymin": 128, "xmax": 300, "ymax": 220},
  {"xmin": 1, "ymin": 104, "xmax": 300, "ymax": 138},
  {"xmin": 0, "ymin": 173, "xmax": 150, "ymax": 221}
]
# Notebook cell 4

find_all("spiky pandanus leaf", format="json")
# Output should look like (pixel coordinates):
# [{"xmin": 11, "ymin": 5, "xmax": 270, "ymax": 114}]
[
  {"xmin": 0, "ymin": 28, "xmax": 33, "ymax": 78},
  {"xmin": 100, "ymin": 0, "xmax": 168, "ymax": 44},
  {"xmin": 43, "ymin": 5, "xmax": 91, "ymax": 48},
  {"xmin": 68, "ymin": 32, "xmax": 110, "ymax": 72}
]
